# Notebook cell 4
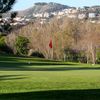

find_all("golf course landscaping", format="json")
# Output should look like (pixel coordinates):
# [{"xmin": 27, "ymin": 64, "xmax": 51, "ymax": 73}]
[{"xmin": 0, "ymin": 55, "xmax": 100, "ymax": 100}]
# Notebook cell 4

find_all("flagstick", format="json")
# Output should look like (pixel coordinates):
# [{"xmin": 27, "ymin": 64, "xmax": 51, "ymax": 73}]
[
  {"xmin": 49, "ymin": 47, "xmax": 53, "ymax": 60},
  {"xmin": 49, "ymin": 47, "xmax": 51, "ymax": 59},
  {"xmin": 52, "ymin": 38, "xmax": 53, "ymax": 60},
  {"xmin": 52, "ymin": 47, "xmax": 53, "ymax": 60}
]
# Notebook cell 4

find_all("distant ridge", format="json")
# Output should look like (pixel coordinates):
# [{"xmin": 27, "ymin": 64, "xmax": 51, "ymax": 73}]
[
  {"xmin": 3, "ymin": 2, "xmax": 100, "ymax": 19},
  {"xmin": 18, "ymin": 2, "xmax": 70, "ymax": 17}
]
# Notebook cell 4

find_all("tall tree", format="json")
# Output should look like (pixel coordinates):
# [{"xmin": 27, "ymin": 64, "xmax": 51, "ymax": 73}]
[
  {"xmin": 0, "ymin": 0, "xmax": 16, "ymax": 13},
  {"xmin": 78, "ymin": 22, "xmax": 100, "ymax": 64},
  {"xmin": 0, "ymin": 0, "xmax": 16, "ymax": 34}
]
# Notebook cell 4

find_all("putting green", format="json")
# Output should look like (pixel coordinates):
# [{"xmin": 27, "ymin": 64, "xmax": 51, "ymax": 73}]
[{"xmin": 0, "ymin": 55, "xmax": 100, "ymax": 100}]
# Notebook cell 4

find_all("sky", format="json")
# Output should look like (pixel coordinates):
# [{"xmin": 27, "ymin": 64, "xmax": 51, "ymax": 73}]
[{"xmin": 12, "ymin": 0, "xmax": 100, "ymax": 11}]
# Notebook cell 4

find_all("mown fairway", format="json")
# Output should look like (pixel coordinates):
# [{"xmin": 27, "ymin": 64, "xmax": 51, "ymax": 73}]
[{"xmin": 0, "ymin": 55, "xmax": 100, "ymax": 100}]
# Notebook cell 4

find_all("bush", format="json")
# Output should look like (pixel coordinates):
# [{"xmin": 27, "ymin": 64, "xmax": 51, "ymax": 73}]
[
  {"xmin": 15, "ymin": 36, "xmax": 29, "ymax": 55},
  {"xmin": 64, "ymin": 49, "xmax": 87, "ymax": 63},
  {"xmin": 31, "ymin": 51, "xmax": 45, "ymax": 58},
  {"xmin": 0, "ymin": 35, "xmax": 12, "ymax": 54},
  {"xmin": 0, "ymin": 35, "xmax": 6, "ymax": 49}
]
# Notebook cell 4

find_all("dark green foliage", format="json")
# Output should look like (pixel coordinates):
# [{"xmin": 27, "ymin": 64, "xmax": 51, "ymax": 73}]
[
  {"xmin": 97, "ymin": 49, "xmax": 100, "ymax": 64},
  {"xmin": 11, "ymin": 12, "xmax": 17, "ymax": 19},
  {"xmin": 0, "ymin": 35, "xmax": 13, "ymax": 53},
  {"xmin": 15, "ymin": 36, "xmax": 29, "ymax": 55},
  {"xmin": 64, "ymin": 49, "xmax": 87, "ymax": 63},
  {"xmin": 0, "ymin": 22, "xmax": 12, "ymax": 33},
  {"xmin": 0, "ymin": 0, "xmax": 16, "ymax": 34},
  {"xmin": 0, "ymin": 0, "xmax": 16, "ymax": 13},
  {"xmin": 0, "ymin": 35, "xmax": 6, "ymax": 48},
  {"xmin": 31, "ymin": 51, "xmax": 45, "ymax": 58}
]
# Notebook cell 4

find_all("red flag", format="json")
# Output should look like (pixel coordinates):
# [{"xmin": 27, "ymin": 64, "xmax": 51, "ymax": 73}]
[{"xmin": 49, "ymin": 39, "xmax": 52, "ymax": 49}]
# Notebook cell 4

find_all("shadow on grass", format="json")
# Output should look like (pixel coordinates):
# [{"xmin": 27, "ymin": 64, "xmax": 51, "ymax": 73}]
[
  {"xmin": 0, "ymin": 55, "xmax": 61, "ymax": 62},
  {"xmin": 0, "ymin": 55, "xmax": 100, "ymax": 71},
  {"xmin": 0, "ymin": 62, "xmax": 100, "ymax": 71},
  {"xmin": 0, "ymin": 61, "xmax": 75, "ymax": 66},
  {"xmin": 0, "ymin": 89, "xmax": 100, "ymax": 100},
  {"xmin": 0, "ymin": 55, "xmax": 76, "ymax": 69},
  {"xmin": 0, "ymin": 75, "xmax": 26, "ymax": 81}
]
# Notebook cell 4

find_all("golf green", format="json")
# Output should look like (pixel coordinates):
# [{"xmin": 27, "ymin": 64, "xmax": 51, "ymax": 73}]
[{"xmin": 0, "ymin": 55, "xmax": 100, "ymax": 100}]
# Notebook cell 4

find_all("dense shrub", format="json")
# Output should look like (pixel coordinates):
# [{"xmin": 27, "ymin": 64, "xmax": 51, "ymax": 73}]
[
  {"xmin": 0, "ymin": 35, "xmax": 12, "ymax": 54},
  {"xmin": 15, "ymin": 36, "xmax": 29, "ymax": 55},
  {"xmin": 0, "ymin": 36, "xmax": 6, "ymax": 49},
  {"xmin": 64, "ymin": 49, "xmax": 87, "ymax": 63},
  {"xmin": 31, "ymin": 51, "xmax": 45, "ymax": 58}
]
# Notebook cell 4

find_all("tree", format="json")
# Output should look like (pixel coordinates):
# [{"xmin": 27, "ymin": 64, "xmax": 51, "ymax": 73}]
[
  {"xmin": 0, "ymin": 0, "xmax": 16, "ymax": 34},
  {"xmin": 11, "ymin": 11, "xmax": 17, "ymax": 19},
  {"xmin": 78, "ymin": 22, "xmax": 100, "ymax": 64},
  {"xmin": 0, "ymin": 0, "xmax": 16, "ymax": 13}
]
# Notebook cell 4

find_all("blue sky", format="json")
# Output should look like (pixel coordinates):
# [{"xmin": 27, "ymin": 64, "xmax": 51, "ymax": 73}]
[{"xmin": 13, "ymin": 0, "xmax": 99, "ymax": 11}]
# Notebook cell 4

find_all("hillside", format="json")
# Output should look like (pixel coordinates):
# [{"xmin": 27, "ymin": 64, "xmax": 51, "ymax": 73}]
[{"xmin": 18, "ymin": 2, "xmax": 70, "ymax": 17}]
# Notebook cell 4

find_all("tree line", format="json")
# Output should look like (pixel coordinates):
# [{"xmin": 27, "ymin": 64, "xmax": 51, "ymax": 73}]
[
  {"xmin": 0, "ymin": 0, "xmax": 99, "ymax": 64},
  {"xmin": 0, "ymin": 17, "xmax": 99, "ymax": 64}
]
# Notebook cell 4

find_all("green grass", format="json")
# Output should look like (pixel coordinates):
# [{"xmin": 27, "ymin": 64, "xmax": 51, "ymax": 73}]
[{"xmin": 0, "ymin": 55, "xmax": 100, "ymax": 100}]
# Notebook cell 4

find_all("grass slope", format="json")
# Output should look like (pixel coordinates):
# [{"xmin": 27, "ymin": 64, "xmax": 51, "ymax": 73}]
[{"xmin": 0, "ymin": 55, "xmax": 100, "ymax": 100}]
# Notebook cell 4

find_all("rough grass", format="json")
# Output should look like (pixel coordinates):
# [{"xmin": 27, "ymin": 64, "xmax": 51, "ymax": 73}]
[{"xmin": 0, "ymin": 55, "xmax": 100, "ymax": 100}]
